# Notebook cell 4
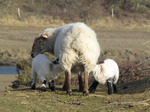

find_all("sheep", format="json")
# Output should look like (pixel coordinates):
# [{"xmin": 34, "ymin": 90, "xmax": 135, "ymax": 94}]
[
  {"xmin": 31, "ymin": 54, "xmax": 62, "ymax": 91},
  {"xmin": 31, "ymin": 22, "xmax": 100, "ymax": 95},
  {"xmin": 89, "ymin": 59, "xmax": 119, "ymax": 95}
]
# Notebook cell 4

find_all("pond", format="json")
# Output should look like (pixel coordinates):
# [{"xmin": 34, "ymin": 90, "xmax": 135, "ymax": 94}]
[{"xmin": 0, "ymin": 67, "xmax": 18, "ymax": 75}]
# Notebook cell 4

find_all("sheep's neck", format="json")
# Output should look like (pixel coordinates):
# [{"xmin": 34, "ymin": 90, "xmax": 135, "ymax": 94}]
[{"xmin": 46, "ymin": 28, "xmax": 60, "ymax": 55}]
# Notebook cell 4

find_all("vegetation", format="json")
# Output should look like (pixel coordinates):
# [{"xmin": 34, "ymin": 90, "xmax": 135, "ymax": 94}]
[
  {"xmin": 0, "ymin": 0, "xmax": 149, "ymax": 111},
  {"xmin": 0, "ymin": 0, "xmax": 149, "ymax": 27},
  {"xmin": 0, "ymin": 78, "xmax": 150, "ymax": 112}
]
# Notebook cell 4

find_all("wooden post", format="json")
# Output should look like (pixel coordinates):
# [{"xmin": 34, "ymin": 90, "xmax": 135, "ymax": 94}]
[
  {"xmin": 32, "ymin": 0, "xmax": 34, "ymax": 5},
  {"xmin": 17, "ymin": 8, "xmax": 21, "ymax": 18},
  {"xmin": 137, "ymin": 3, "xmax": 139, "ymax": 8},
  {"xmin": 111, "ymin": 8, "xmax": 114, "ymax": 17}
]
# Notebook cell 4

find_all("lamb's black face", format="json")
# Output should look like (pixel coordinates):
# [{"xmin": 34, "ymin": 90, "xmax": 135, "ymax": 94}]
[{"xmin": 31, "ymin": 36, "xmax": 47, "ymax": 58}]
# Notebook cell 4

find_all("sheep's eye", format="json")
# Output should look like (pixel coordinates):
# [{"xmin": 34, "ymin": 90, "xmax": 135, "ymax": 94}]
[{"xmin": 38, "ymin": 39, "xmax": 43, "ymax": 44}]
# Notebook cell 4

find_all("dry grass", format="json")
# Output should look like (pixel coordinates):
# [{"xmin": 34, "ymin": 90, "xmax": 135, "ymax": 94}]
[
  {"xmin": 89, "ymin": 17, "xmax": 150, "ymax": 30},
  {"xmin": 0, "ymin": 15, "xmax": 65, "ymax": 27}
]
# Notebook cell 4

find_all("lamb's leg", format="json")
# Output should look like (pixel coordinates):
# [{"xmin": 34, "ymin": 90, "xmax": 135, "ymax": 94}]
[
  {"xmin": 83, "ymin": 70, "xmax": 89, "ymax": 96},
  {"xmin": 89, "ymin": 80, "xmax": 99, "ymax": 93},
  {"xmin": 48, "ymin": 80, "xmax": 55, "ymax": 91},
  {"xmin": 41, "ymin": 80, "xmax": 47, "ymax": 92},
  {"xmin": 65, "ymin": 70, "xmax": 72, "ymax": 95},
  {"xmin": 107, "ymin": 79, "xmax": 113, "ymax": 95},
  {"xmin": 113, "ymin": 83, "xmax": 118, "ymax": 93},
  {"xmin": 52, "ymin": 58, "xmax": 59, "ymax": 64},
  {"xmin": 31, "ymin": 80, "xmax": 36, "ymax": 90},
  {"xmin": 31, "ymin": 73, "xmax": 36, "ymax": 90},
  {"xmin": 78, "ymin": 72, "xmax": 83, "ymax": 91}
]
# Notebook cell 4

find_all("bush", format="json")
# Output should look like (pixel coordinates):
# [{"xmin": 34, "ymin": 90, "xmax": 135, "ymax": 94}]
[
  {"xmin": 137, "ymin": 5, "xmax": 148, "ymax": 13},
  {"xmin": 16, "ymin": 59, "xmax": 32, "ymax": 86}
]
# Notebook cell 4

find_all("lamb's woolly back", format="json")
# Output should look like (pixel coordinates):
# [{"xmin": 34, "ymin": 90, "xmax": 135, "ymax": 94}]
[
  {"xmin": 92, "ymin": 59, "xmax": 119, "ymax": 84},
  {"xmin": 45, "ymin": 22, "xmax": 100, "ymax": 71},
  {"xmin": 32, "ymin": 54, "xmax": 62, "ymax": 81}
]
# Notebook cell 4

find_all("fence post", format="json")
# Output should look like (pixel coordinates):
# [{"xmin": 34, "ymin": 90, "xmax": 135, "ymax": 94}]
[
  {"xmin": 111, "ymin": 8, "xmax": 114, "ymax": 17},
  {"xmin": 18, "ymin": 8, "xmax": 21, "ymax": 18},
  {"xmin": 32, "ymin": 0, "xmax": 34, "ymax": 5}
]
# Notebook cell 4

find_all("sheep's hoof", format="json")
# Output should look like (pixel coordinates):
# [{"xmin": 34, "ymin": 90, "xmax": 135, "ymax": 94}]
[
  {"xmin": 31, "ymin": 84, "xmax": 36, "ymax": 90},
  {"xmin": 41, "ymin": 87, "xmax": 47, "ymax": 92},
  {"xmin": 83, "ymin": 90, "xmax": 89, "ymax": 96}
]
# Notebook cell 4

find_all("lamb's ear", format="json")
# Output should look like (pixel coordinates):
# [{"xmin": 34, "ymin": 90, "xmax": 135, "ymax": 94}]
[{"xmin": 49, "ymin": 63, "xmax": 53, "ymax": 71}]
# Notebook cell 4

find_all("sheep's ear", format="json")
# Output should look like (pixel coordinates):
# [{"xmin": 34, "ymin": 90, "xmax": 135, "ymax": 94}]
[{"xmin": 41, "ymin": 34, "xmax": 49, "ymax": 38}]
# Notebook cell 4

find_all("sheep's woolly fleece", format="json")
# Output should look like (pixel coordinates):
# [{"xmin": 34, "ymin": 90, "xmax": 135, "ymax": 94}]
[{"xmin": 42, "ymin": 22, "xmax": 100, "ymax": 71}]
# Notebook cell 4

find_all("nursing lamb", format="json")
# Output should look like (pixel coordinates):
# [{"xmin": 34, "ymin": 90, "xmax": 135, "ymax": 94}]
[{"xmin": 31, "ymin": 54, "xmax": 62, "ymax": 91}]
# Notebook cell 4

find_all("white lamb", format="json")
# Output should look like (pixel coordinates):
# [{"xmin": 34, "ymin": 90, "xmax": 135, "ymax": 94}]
[
  {"xmin": 89, "ymin": 59, "xmax": 119, "ymax": 95},
  {"xmin": 31, "ymin": 54, "xmax": 62, "ymax": 91}
]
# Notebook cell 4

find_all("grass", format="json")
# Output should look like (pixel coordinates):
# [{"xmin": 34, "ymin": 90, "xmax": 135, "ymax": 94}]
[
  {"xmin": 0, "ymin": 25, "xmax": 150, "ymax": 111},
  {"xmin": 0, "ymin": 0, "xmax": 150, "ymax": 111},
  {"xmin": 0, "ymin": 81, "xmax": 150, "ymax": 112}
]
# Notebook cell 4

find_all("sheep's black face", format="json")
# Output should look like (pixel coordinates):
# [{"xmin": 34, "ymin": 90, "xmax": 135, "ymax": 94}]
[{"xmin": 31, "ymin": 36, "xmax": 47, "ymax": 58}]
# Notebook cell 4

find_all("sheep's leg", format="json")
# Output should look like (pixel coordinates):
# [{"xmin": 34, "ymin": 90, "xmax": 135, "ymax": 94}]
[
  {"xmin": 113, "ymin": 84, "xmax": 118, "ymax": 93},
  {"xmin": 89, "ymin": 80, "xmax": 99, "ymax": 93},
  {"xmin": 48, "ymin": 80, "xmax": 55, "ymax": 91},
  {"xmin": 65, "ymin": 70, "xmax": 72, "ymax": 95},
  {"xmin": 62, "ymin": 74, "xmax": 68, "ymax": 91},
  {"xmin": 107, "ymin": 79, "xmax": 113, "ymax": 95},
  {"xmin": 83, "ymin": 70, "xmax": 89, "ymax": 96},
  {"xmin": 78, "ymin": 72, "xmax": 83, "ymax": 91}
]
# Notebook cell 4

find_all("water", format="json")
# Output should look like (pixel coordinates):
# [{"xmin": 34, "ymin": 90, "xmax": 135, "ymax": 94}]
[{"xmin": 0, "ymin": 67, "xmax": 18, "ymax": 75}]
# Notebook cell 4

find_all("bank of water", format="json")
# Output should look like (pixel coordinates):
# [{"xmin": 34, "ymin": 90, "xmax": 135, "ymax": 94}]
[{"xmin": 0, "ymin": 67, "xmax": 18, "ymax": 75}]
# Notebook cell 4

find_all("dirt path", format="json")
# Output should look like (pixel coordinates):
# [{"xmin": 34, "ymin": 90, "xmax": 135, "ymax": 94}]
[{"xmin": 0, "ymin": 75, "xmax": 17, "ymax": 91}]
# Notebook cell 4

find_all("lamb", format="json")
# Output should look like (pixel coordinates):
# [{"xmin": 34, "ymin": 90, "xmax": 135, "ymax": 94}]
[
  {"xmin": 31, "ymin": 22, "xmax": 100, "ymax": 95},
  {"xmin": 31, "ymin": 54, "xmax": 62, "ymax": 91},
  {"xmin": 89, "ymin": 59, "xmax": 119, "ymax": 95}
]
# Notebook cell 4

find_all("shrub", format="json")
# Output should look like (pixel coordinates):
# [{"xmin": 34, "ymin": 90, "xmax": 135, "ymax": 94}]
[
  {"xmin": 137, "ymin": 5, "xmax": 148, "ymax": 13},
  {"xmin": 16, "ymin": 59, "xmax": 31, "ymax": 86}
]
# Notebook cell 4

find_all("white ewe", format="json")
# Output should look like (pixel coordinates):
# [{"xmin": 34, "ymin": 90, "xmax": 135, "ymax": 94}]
[
  {"xmin": 31, "ymin": 54, "xmax": 62, "ymax": 91},
  {"xmin": 31, "ymin": 22, "xmax": 100, "ymax": 95},
  {"xmin": 89, "ymin": 59, "xmax": 119, "ymax": 95}
]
